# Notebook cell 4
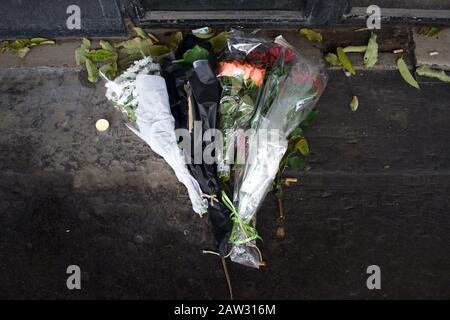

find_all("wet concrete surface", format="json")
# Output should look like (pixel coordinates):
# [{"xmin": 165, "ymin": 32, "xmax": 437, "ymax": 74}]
[{"xmin": 0, "ymin": 67, "xmax": 450, "ymax": 299}]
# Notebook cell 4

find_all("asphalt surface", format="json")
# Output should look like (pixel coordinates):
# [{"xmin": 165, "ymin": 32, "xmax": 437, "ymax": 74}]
[{"xmin": 1, "ymin": 64, "xmax": 449, "ymax": 299}]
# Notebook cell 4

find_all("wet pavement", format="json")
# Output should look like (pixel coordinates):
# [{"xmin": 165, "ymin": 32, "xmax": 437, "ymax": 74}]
[{"xmin": 1, "ymin": 26, "xmax": 450, "ymax": 299}]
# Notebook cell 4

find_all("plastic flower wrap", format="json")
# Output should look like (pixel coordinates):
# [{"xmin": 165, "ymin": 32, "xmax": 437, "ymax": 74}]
[
  {"xmin": 104, "ymin": 56, "xmax": 208, "ymax": 215},
  {"xmin": 216, "ymin": 31, "xmax": 272, "ymax": 180},
  {"xmin": 227, "ymin": 36, "xmax": 328, "ymax": 268}
]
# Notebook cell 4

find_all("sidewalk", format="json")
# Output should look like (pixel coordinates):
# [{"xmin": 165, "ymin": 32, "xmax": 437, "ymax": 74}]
[{"xmin": 0, "ymin": 27, "xmax": 450, "ymax": 299}]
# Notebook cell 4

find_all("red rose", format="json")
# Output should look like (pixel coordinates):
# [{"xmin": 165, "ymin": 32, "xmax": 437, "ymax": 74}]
[
  {"xmin": 268, "ymin": 45, "xmax": 282, "ymax": 60},
  {"xmin": 284, "ymin": 48, "xmax": 296, "ymax": 62}
]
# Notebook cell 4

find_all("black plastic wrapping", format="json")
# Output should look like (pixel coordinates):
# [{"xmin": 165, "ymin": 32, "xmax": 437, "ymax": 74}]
[
  {"xmin": 161, "ymin": 61, "xmax": 189, "ymax": 130},
  {"xmin": 162, "ymin": 36, "xmax": 232, "ymax": 255},
  {"xmin": 187, "ymin": 62, "xmax": 232, "ymax": 255}
]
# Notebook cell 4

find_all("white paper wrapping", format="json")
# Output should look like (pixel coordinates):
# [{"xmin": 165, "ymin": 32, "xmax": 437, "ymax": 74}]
[{"xmin": 131, "ymin": 74, "xmax": 208, "ymax": 215}]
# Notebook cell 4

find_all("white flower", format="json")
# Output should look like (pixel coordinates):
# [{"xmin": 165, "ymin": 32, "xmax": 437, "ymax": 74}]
[{"xmin": 104, "ymin": 56, "xmax": 161, "ymax": 120}]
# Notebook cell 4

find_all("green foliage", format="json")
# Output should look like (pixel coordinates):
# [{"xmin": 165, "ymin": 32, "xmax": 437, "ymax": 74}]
[
  {"xmin": 350, "ymin": 95, "xmax": 359, "ymax": 112},
  {"xmin": 343, "ymin": 46, "xmax": 367, "ymax": 53},
  {"xmin": 173, "ymin": 45, "xmax": 209, "ymax": 66},
  {"xmin": 416, "ymin": 65, "xmax": 450, "ymax": 83},
  {"xmin": 209, "ymin": 31, "xmax": 228, "ymax": 53},
  {"xmin": 397, "ymin": 58, "xmax": 420, "ymax": 89},
  {"xmin": 324, "ymin": 53, "xmax": 342, "ymax": 66},
  {"xmin": 337, "ymin": 47, "xmax": 356, "ymax": 75},
  {"xmin": 1, "ymin": 37, "xmax": 55, "ymax": 58},
  {"xmin": 301, "ymin": 110, "xmax": 319, "ymax": 127},
  {"xmin": 288, "ymin": 156, "xmax": 306, "ymax": 170},
  {"xmin": 364, "ymin": 32, "xmax": 378, "ymax": 68},
  {"xmin": 299, "ymin": 28, "xmax": 323, "ymax": 42},
  {"xmin": 85, "ymin": 58, "xmax": 99, "ymax": 83}
]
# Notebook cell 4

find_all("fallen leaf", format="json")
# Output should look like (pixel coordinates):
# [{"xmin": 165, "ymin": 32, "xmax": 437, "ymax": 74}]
[
  {"xmin": 133, "ymin": 27, "xmax": 150, "ymax": 40},
  {"xmin": 364, "ymin": 32, "xmax": 378, "ymax": 67},
  {"xmin": 343, "ymin": 46, "xmax": 367, "ymax": 53},
  {"xmin": 350, "ymin": 95, "xmax": 359, "ymax": 111},
  {"xmin": 8, "ymin": 39, "xmax": 30, "ymax": 50},
  {"xmin": 425, "ymin": 27, "xmax": 442, "ymax": 37},
  {"xmin": 86, "ymin": 49, "xmax": 117, "ymax": 62},
  {"xmin": 209, "ymin": 31, "xmax": 228, "ymax": 53},
  {"xmin": 289, "ymin": 127, "xmax": 304, "ymax": 138},
  {"xmin": 301, "ymin": 110, "xmax": 319, "ymax": 127},
  {"xmin": 30, "ymin": 38, "xmax": 55, "ymax": 46},
  {"xmin": 416, "ymin": 65, "xmax": 450, "ymax": 82},
  {"xmin": 99, "ymin": 62, "xmax": 118, "ymax": 80},
  {"xmin": 299, "ymin": 28, "xmax": 323, "ymax": 42},
  {"xmin": 75, "ymin": 38, "xmax": 91, "ymax": 65},
  {"xmin": 81, "ymin": 38, "xmax": 91, "ymax": 50},
  {"xmin": 296, "ymin": 138, "xmax": 310, "ymax": 155},
  {"xmin": 173, "ymin": 45, "xmax": 209, "ymax": 65},
  {"xmin": 15, "ymin": 47, "xmax": 30, "ymax": 58},
  {"xmin": 324, "ymin": 53, "xmax": 341, "ymax": 66},
  {"xmin": 288, "ymin": 156, "xmax": 306, "ymax": 170},
  {"xmin": 99, "ymin": 40, "xmax": 116, "ymax": 52},
  {"xmin": 115, "ymin": 37, "xmax": 153, "ymax": 56},
  {"xmin": 397, "ymin": 57, "xmax": 420, "ymax": 89},
  {"xmin": 85, "ymin": 58, "xmax": 99, "ymax": 83},
  {"xmin": 148, "ymin": 44, "xmax": 170, "ymax": 57},
  {"xmin": 168, "ymin": 31, "xmax": 183, "ymax": 50},
  {"xmin": 337, "ymin": 47, "xmax": 356, "ymax": 75}
]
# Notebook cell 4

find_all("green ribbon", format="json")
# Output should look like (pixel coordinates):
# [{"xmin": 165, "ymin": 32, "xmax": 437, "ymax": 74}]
[{"xmin": 221, "ymin": 191, "xmax": 262, "ymax": 245}]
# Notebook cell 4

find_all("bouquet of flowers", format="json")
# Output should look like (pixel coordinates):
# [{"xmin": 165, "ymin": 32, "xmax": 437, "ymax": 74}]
[
  {"xmin": 225, "ymin": 36, "xmax": 327, "ymax": 268},
  {"xmin": 102, "ymin": 30, "xmax": 328, "ymax": 271}
]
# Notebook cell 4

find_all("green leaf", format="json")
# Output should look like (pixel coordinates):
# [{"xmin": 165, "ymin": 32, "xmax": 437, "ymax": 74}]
[
  {"xmin": 168, "ymin": 31, "xmax": 183, "ymax": 51},
  {"xmin": 99, "ymin": 40, "xmax": 115, "ymax": 52},
  {"xmin": 350, "ymin": 95, "xmax": 359, "ymax": 112},
  {"xmin": 148, "ymin": 44, "xmax": 170, "ymax": 57},
  {"xmin": 8, "ymin": 39, "xmax": 30, "ymax": 50},
  {"xmin": 85, "ymin": 58, "xmax": 99, "ymax": 83},
  {"xmin": 14, "ymin": 47, "xmax": 30, "ymax": 58},
  {"xmin": 324, "ymin": 53, "xmax": 341, "ymax": 66},
  {"xmin": 173, "ymin": 45, "xmax": 209, "ymax": 65},
  {"xmin": 133, "ymin": 27, "xmax": 150, "ymax": 40},
  {"xmin": 425, "ymin": 27, "xmax": 442, "ymax": 37},
  {"xmin": 299, "ymin": 28, "xmax": 323, "ymax": 42},
  {"xmin": 343, "ymin": 46, "xmax": 367, "ymax": 53},
  {"xmin": 81, "ymin": 38, "xmax": 91, "ymax": 50},
  {"xmin": 337, "ymin": 47, "xmax": 356, "ymax": 75},
  {"xmin": 75, "ymin": 48, "xmax": 87, "ymax": 65},
  {"xmin": 416, "ymin": 65, "xmax": 450, "ymax": 83},
  {"xmin": 290, "ymin": 127, "xmax": 304, "ymax": 138},
  {"xmin": 397, "ymin": 58, "xmax": 420, "ymax": 89},
  {"xmin": 30, "ymin": 38, "xmax": 55, "ymax": 46},
  {"xmin": 86, "ymin": 49, "xmax": 117, "ymax": 62},
  {"xmin": 209, "ymin": 31, "xmax": 228, "ymax": 53},
  {"xmin": 75, "ymin": 38, "xmax": 91, "ymax": 65},
  {"xmin": 115, "ymin": 37, "xmax": 153, "ymax": 56},
  {"xmin": 274, "ymin": 184, "xmax": 283, "ymax": 199},
  {"xmin": 364, "ymin": 32, "xmax": 378, "ymax": 68},
  {"xmin": 301, "ymin": 110, "xmax": 319, "ymax": 127},
  {"xmin": 296, "ymin": 138, "xmax": 310, "ymax": 155},
  {"xmin": 99, "ymin": 62, "xmax": 118, "ymax": 80},
  {"xmin": 288, "ymin": 156, "xmax": 306, "ymax": 170}
]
